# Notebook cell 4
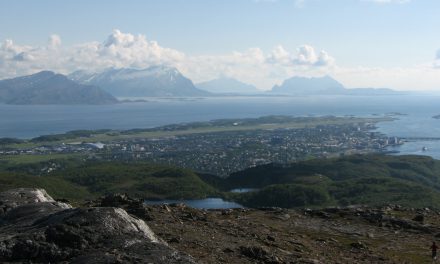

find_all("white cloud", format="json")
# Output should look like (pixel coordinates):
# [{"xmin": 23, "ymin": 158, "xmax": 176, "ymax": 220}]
[
  {"xmin": 89, "ymin": 29, "xmax": 185, "ymax": 69},
  {"xmin": 267, "ymin": 45, "xmax": 291, "ymax": 65},
  {"xmin": 315, "ymin": 50, "xmax": 334, "ymax": 66},
  {"xmin": 295, "ymin": 45, "xmax": 318, "ymax": 65},
  {"xmin": 181, "ymin": 44, "xmax": 334, "ymax": 89},
  {"xmin": 0, "ymin": 30, "xmax": 333, "ymax": 90},
  {"xmin": 1, "ymin": 29, "xmax": 439, "ymax": 91},
  {"xmin": 0, "ymin": 29, "xmax": 185, "ymax": 78},
  {"xmin": 48, "ymin": 34, "xmax": 61, "ymax": 49},
  {"xmin": 267, "ymin": 44, "xmax": 334, "ymax": 68}
]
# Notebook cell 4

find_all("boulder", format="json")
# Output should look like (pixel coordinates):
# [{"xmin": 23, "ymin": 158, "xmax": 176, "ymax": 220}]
[
  {"xmin": 0, "ymin": 188, "xmax": 196, "ymax": 263},
  {"xmin": 412, "ymin": 214, "xmax": 424, "ymax": 223}
]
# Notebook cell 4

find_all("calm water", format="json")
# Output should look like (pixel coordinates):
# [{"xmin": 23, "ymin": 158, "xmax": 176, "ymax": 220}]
[
  {"xmin": 376, "ymin": 113, "xmax": 440, "ymax": 159},
  {"xmin": 229, "ymin": 188, "xmax": 259, "ymax": 193},
  {"xmin": 1, "ymin": 95, "xmax": 440, "ymax": 158},
  {"xmin": 144, "ymin": 198, "xmax": 244, "ymax": 209}
]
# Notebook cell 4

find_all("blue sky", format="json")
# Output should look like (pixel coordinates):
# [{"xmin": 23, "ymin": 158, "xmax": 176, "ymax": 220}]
[{"xmin": 1, "ymin": 0, "xmax": 439, "ymax": 90}]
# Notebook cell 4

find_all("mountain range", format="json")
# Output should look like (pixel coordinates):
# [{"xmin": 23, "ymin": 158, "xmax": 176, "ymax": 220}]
[
  {"xmin": 69, "ymin": 66, "xmax": 209, "ymax": 97},
  {"xmin": 271, "ymin": 75, "xmax": 345, "ymax": 95},
  {"xmin": 0, "ymin": 71, "xmax": 117, "ymax": 105},
  {"xmin": 0, "ymin": 67, "xmax": 402, "ymax": 105},
  {"xmin": 270, "ymin": 75, "xmax": 399, "ymax": 96},
  {"xmin": 196, "ymin": 77, "xmax": 260, "ymax": 95}
]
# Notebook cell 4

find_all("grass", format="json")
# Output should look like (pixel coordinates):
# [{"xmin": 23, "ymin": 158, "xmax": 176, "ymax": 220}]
[
  {"xmin": 0, "ymin": 160, "xmax": 219, "ymax": 201},
  {"xmin": 3, "ymin": 152, "xmax": 440, "ymax": 209},
  {"xmin": 0, "ymin": 172, "xmax": 91, "ymax": 200},
  {"xmin": 226, "ymin": 154, "xmax": 440, "ymax": 208},
  {"xmin": 0, "ymin": 153, "xmax": 82, "ymax": 165},
  {"xmin": 52, "ymin": 162, "xmax": 219, "ymax": 199}
]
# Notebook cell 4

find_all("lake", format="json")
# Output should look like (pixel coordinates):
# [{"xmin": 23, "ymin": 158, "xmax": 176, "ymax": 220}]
[
  {"xmin": 229, "ymin": 188, "xmax": 259, "ymax": 193},
  {"xmin": 1, "ymin": 95, "xmax": 440, "ymax": 158},
  {"xmin": 144, "ymin": 198, "xmax": 244, "ymax": 209}
]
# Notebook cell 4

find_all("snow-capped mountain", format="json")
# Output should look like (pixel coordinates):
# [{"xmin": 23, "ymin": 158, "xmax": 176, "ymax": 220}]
[
  {"xmin": 0, "ymin": 71, "xmax": 117, "ymax": 105},
  {"xmin": 69, "ymin": 66, "xmax": 210, "ymax": 97}
]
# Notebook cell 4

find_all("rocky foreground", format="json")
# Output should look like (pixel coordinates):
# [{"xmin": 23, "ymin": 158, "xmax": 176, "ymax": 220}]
[
  {"xmin": 0, "ymin": 188, "xmax": 195, "ymax": 263},
  {"xmin": 1, "ymin": 189, "xmax": 440, "ymax": 263}
]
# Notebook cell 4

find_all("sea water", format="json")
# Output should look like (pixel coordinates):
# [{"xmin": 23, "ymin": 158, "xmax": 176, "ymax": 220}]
[{"xmin": 1, "ymin": 95, "xmax": 440, "ymax": 158}]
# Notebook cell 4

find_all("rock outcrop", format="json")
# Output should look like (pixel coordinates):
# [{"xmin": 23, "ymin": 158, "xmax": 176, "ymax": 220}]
[
  {"xmin": 2, "ymin": 189, "xmax": 439, "ymax": 263},
  {"xmin": 119, "ymin": 200, "xmax": 439, "ymax": 264},
  {"xmin": 0, "ymin": 188, "xmax": 195, "ymax": 263}
]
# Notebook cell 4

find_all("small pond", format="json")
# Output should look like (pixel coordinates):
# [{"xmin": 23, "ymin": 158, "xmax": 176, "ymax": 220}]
[
  {"xmin": 144, "ymin": 198, "xmax": 244, "ymax": 209},
  {"xmin": 229, "ymin": 188, "xmax": 258, "ymax": 193}
]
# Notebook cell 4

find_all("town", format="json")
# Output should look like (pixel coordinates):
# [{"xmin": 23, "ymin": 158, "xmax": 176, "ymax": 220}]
[{"xmin": 0, "ymin": 116, "xmax": 401, "ymax": 177}]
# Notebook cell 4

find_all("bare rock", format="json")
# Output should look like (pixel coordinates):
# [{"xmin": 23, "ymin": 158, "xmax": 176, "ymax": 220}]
[
  {"xmin": 0, "ymin": 188, "xmax": 196, "ymax": 263},
  {"xmin": 412, "ymin": 214, "xmax": 424, "ymax": 223},
  {"xmin": 239, "ymin": 245, "xmax": 281, "ymax": 263}
]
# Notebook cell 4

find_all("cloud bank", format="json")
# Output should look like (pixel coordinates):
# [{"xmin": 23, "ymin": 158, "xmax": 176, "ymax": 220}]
[
  {"xmin": 0, "ymin": 30, "xmax": 334, "ymax": 90},
  {"xmin": 434, "ymin": 49, "xmax": 440, "ymax": 68},
  {"xmin": 0, "ymin": 30, "xmax": 185, "ymax": 79},
  {"xmin": 0, "ymin": 30, "xmax": 439, "ymax": 91}
]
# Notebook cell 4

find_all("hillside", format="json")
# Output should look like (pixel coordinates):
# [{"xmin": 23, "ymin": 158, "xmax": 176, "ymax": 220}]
[
  {"xmin": 69, "ymin": 66, "xmax": 210, "ymax": 97},
  {"xmin": 3, "ymin": 188, "xmax": 440, "ymax": 263},
  {"xmin": 56, "ymin": 162, "xmax": 218, "ymax": 200},
  {"xmin": 0, "ymin": 160, "xmax": 218, "ymax": 201},
  {"xmin": 0, "ymin": 71, "xmax": 118, "ymax": 104},
  {"xmin": 130, "ymin": 198, "xmax": 440, "ymax": 264},
  {"xmin": 225, "ymin": 154, "xmax": 440, "ymax": 208},
  {"xmin": 2, "ymin": 154, "xmax": 440, "ymax": 209}
]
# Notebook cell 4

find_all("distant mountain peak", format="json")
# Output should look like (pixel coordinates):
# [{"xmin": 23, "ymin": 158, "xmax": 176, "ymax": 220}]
[
  {"xmin": 19, "ymin": 70, "xmax": 56, "ymax": 81},
  {"xmin": 196, "ymin": 77, "xmax": 260, "ymax": 94},
  {"xmin": 271, "ymin": 75, "xmax": 345, "ymax": 95},
  {"xmin": 0, "ymin": 71, "xmax": 117, "ymax": 105},
  {"xmin": 270, "ymin": 75, "xmax": 400, "ymax": 96},
  {"xmin": 69, "ymin": 66, "xmax": 209, "ymax": 97},
  {"xmin": 33, "ymin": 70, "xmax": 55, "ymax": 76}
]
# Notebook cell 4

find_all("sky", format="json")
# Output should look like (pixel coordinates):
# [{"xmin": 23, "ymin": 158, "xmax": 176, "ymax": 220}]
[{"xmin": 0, "ymin": 0, "xmax": 439, "ymax": 91}]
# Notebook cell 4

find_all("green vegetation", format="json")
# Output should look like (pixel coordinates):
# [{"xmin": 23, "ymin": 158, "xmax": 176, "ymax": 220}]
[
  {"xmin": 236, "ymin": 183, "xmax": 333, "ymax": 208},
  {"xmin": 0, "ymin": 172, "xmax": 90, "ymax": 200},
  {"xmin": 0, "ymin": 157, "xmax": 217, "ymax": 201},
  {"xmin": 55, "ymin": 162, "xmax": 218, "ymax": 199},
  {"xmin": 227, "ymin": 154, "xmax": 440, "ymax": 208},
  {"xmin": 1, "ymin": 152, "xmax": 440, "ymax": 208},
  {"xmin": 30, "ymin": 129, "xmax": 112, "ymax": 142},
  {"xmin": 0, "ymin": 153, "xmax": 81, "ymax": 165},
  {"xmin": 0, "ymin": 138, "xmax": 25, "ymax": 145}
]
